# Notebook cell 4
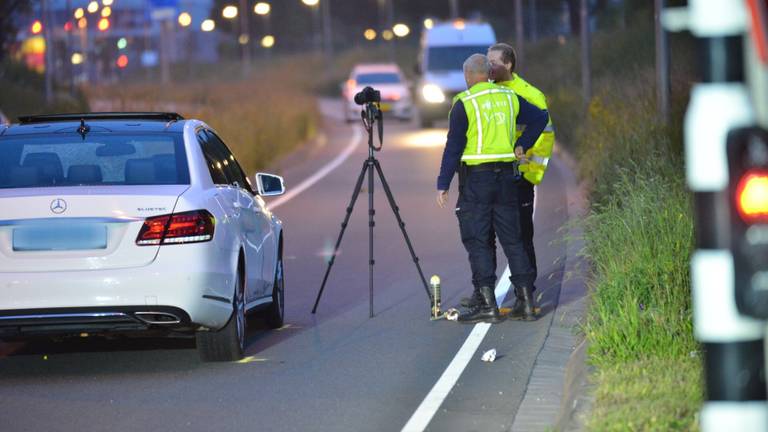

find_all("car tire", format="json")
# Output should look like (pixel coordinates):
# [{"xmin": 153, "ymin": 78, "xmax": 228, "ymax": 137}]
[
  {"xmin": 196, "ymin": 267, "xmax": 246, "ymax": 362},
  {"xmin": 265, "ymin": 247, "xmax": 285, "ymax": 329}
]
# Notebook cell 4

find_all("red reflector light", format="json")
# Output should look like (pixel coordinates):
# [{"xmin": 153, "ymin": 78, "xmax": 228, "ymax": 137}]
[
  {"xmin": 136, "ymin": 210, "xmax": 215, "ymax": 246},
  {"xmin": 737, "ymin": 170, "xmax": 768, "ymax": 222}
]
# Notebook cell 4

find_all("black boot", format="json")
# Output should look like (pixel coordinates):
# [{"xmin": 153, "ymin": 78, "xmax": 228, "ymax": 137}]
[
  {"xmin": 508, "ymin": 285, "xmax": 537, "ymax": 321},
  {"xmin": 459, "ymin": 289, "xmax": 482, "ymax": 309},
  {"xmin": 458, "ymin": 286, "xmax": 505, "ymax": 324}
]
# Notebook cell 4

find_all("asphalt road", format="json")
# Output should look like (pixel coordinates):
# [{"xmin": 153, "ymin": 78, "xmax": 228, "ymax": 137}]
[{"xmin": 0, "ymin": 99, "xmax": 574, "ymax": 432}]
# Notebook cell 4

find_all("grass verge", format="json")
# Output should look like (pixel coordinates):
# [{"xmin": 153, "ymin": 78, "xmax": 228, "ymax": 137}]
[
  {"xmin": 518, "ymin": 10, "xmax": 701, "ymax": 430},
  {"xmin": 86, "ymin": 59, "xmax": 320, "ymax": 174},
  {"xmin": 0, "ymin": 60, "xmax": 89, "ymax": 120}
]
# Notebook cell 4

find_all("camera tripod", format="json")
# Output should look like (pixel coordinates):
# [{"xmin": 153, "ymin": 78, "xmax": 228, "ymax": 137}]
[{"xmin": 311, "ymin": 101, "xmax": 432, "ymax": 317}]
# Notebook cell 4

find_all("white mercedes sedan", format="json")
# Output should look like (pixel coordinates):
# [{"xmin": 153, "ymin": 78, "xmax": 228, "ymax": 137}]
[{"xmin": 0, "ymin": 112, "xmax": 285, "ymax": 362}]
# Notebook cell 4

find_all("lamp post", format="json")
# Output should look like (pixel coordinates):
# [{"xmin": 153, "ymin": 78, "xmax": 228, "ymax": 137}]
[
  {"xmin": 238, "ymin": 0, "xmax": 251, "ymax": 75},
  {"xmin": 254, "ymin": 2, "xmax": 271, "ymax": 58},
  {"xmin": 302, "ymin": 0, "xmax": 322, "ymax": 54},
  {"xmin": 221, "ymin": 4, "xmax": 250, "ymax": 76}
]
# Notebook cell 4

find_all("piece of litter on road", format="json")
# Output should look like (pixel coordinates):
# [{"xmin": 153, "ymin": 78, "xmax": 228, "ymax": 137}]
[
  {"xmin": 481, "ymin": 349, "xmax": 497, "ymax": 362},
  {"xmin": 446, "ymin": 308, "xmax": 459, "ymax": 321}
]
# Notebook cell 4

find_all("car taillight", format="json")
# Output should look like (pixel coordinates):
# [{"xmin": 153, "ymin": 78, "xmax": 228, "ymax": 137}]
[
  {"xmin": 384, "ymin": 92, "xmax": 402, "ymax": 101},
  {"xmin": 136, "ymin": 210, "xmax": 215, "ymax": 246}
]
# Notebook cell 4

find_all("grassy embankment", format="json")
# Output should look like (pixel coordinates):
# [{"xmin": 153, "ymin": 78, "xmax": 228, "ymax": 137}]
[
  {"xmin": 86, "ymin": 58, "xmax": 321, "ymax": 174},
  {"xmin": 522, "ymin": 12, "xmax": 701, "ymax": 431},
  {"xmin": 0, "ymin": 60, "xmax": 89, "ymax": 120},
  {"xmin": 85, "ymin": 45, "xmax": 421, "ymax": 174}
]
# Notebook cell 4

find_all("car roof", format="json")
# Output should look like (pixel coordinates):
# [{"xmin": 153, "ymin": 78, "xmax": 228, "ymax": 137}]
[
  {"xmin": 351, "ymin": 63, "xmax": 403, "ymax": 75},
  {"xmin": 0, "ymin": 113, "xmax": 187, "ymax": 137}
]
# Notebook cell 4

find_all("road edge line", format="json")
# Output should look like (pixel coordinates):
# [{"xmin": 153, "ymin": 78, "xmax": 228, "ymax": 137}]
[{"xmin": 268, "ymin": 126, "xmax": 362, "ymax": 210}]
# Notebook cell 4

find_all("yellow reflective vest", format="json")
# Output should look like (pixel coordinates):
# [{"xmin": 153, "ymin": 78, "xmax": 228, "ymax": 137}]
[
  {"xmin": 452, "ymin": 82, "xmax": 520, "ymax": 166},
  {"xmin": 498, "ymin": 74, "xmax": 555, "ymax": 185}
]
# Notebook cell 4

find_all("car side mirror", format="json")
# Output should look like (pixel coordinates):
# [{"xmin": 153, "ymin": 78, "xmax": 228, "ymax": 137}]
[{"xmin": 255, "ymin": 173, "xmax": 285, "ymax": 196}]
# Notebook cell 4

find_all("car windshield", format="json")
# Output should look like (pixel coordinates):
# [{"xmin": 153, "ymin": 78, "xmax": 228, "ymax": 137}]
[
  {"xmin": 356, "ymin": 72, "xmax": 401, "ymax": 84},
  {"xmin": 0, "ymin": 132, "xmax": 190, "ymax": 189},
  {"xmin": 426, "ymin": 46, "xmax": 489, "ymax": 72}
]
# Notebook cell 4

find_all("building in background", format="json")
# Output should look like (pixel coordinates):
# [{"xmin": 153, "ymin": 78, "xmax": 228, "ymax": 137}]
[{"xmin": 15, "ymin": 0, "xmax": 219, "ymax": 84}]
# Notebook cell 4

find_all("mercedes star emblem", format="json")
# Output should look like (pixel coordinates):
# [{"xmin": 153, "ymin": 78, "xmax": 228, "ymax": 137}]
[{"xmin": 50, "ymin": 198, "xmax": 67, "ymax": 214}]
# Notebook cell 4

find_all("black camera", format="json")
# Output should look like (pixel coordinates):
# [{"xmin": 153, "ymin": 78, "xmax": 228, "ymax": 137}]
[{"xmin": 354, "ymin": 86, "xmax": 381, "ymax": 105}]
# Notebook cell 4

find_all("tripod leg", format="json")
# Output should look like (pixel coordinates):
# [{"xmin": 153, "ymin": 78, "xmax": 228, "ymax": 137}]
[
  {"xmin": 372, "ymin": 159, "xmax": 433, "ymax": 302},
  {"xmin": 312, "ymin": 160, "xmax": 369, "ymax": 314},
  {"xmin": 368, "ymin": 159, "xmax": 375, "ymax": 318}
]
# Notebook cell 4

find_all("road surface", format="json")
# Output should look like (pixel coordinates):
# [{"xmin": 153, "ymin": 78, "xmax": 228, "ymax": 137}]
[{"xmin": 0, "ymin": 99, "xmax": 578, "ymax": 432}]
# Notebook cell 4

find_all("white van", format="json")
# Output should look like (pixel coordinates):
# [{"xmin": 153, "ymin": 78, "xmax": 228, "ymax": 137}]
[{"xmin": 415, "ymin": 20, "xmax": 497, "ymax": 128}]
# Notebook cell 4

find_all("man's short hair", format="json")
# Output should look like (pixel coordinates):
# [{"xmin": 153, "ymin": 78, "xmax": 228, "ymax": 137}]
[
  {"xmin": 489, "ymin": 43, "xmax": 517, "ymax": 72},
  {"xmin": 463, "ymin": 54, "xmax": 490, "ymax": 76}
]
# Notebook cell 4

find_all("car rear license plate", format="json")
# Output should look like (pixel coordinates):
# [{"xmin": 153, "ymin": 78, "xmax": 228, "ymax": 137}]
[{"xmin": 13, "ymin": 224, "xmax": 108, "ymax": 251}]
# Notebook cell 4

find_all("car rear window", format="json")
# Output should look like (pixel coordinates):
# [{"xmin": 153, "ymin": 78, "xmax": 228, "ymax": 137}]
[
  {"xmin": 0, "ymin": 132, "xmax": 190, "ymax": 189},
  {"xmin": 356, "ymin": 72, "xmax": 401, "ymax": 84}
]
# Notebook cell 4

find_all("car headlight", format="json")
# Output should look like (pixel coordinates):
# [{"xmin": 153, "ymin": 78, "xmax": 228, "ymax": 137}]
[{"xmin": 421, "ymin": 84, "xmax": 446, "ymax": 104}]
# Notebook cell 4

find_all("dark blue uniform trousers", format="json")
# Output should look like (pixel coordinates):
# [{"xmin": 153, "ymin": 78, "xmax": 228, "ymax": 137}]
[
  {"xmin": 519, "ymin": 180, "xmax": 537, "ymax": 281},
  {"xmin": 456, "ymin": 168, "xmax": 536, "ymax": 290}
]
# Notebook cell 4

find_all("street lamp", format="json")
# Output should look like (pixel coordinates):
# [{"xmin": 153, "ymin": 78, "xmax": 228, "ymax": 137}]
[
  {"xmin": 201, "ymin": 19, "xmax": 215, "ymax": 32},
  {"xmin": 261, "ymin": 35, "xmax": 275, "ymax": 48},
  {"xmin": 382, "ymin": 29, "xmax": 394, "ymax": 41},
  {"xmin": 392, "ymin": 23, "xmax": 410, "ymax": 37},
  {"xmin": 74, "ymin": 8, "xmax": 84, "ymax": 19},
  {"xmin": 302, "ymin": 0, "xmax": 319, "ymax": 6},
  {"xmin": 222, "ymin": 5, "xmax": 238, "ymax": 19},
  {"xmin": 97, "ymin": 17, "xmax": 110, "ymax": 32},
  {"xmin": 364, "ymin": 28, "xmax": 376, "ymax": 40},
  {"xmin": 101, "ymin": 6, "xmax": 111, "ymax": 17},
  {"xmin": 87, "ymin": 1, "xmax": 99, "ymax": 14},
  {"xmin": 178, "ymin": 12, "xmax": 192, "ymax": 27},
  {"xmin": 254, "ymin": 2, "xmax": 270, "ymax": 15}
]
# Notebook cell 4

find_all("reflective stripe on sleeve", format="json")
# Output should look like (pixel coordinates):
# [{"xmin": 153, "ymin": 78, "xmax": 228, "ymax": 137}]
[{"xmin": 516, "ymin": 124, "xmax": 555, "ymax": 132}]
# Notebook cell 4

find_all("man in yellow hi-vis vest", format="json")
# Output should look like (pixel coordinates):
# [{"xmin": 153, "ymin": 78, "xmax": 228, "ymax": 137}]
[
  {"xmin": 479, "ymin": 42, "xmax": 554, "ymax": 320},
  {"xmin": 436, "ymin": 54, "xmax": 548, "ymax": 323}
]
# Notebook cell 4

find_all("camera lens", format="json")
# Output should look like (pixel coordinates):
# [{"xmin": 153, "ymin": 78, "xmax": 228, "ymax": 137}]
[{"xmin": 354, "ymin": 86, "xmax": 381, "ymax": 105}]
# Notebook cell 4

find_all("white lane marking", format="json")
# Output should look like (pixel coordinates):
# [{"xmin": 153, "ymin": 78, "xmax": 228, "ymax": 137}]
[
  {"xmin": 268, "ymin": 126, "xmax": 362, "ymax": 210},
  {"xmin": 402, "ymin": 268, "xmax": 512, "ymax": 432},
  {"xmin": 402, "ymin": 186, "xmax": 537, "ymax": 432}
]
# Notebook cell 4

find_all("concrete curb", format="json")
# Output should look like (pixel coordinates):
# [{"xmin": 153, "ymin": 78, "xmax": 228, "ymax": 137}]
[{"xmin": 510, "ymin": 143, "xmax": 592, "ymax": 432}]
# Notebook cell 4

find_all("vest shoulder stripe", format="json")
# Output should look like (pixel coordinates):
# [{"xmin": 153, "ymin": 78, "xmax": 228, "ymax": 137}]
[
  {"xmin": 470, "ymin": 97, "xmax": 483, "ymax": 154},
  {"xmin": 461, "ymin": 88, "xmax": 516, "ymax": 101}
]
